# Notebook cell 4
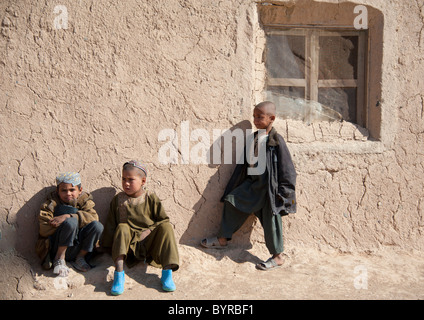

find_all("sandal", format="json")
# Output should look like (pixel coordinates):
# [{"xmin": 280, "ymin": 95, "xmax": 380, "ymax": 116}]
[
  {"xmin": 42, "ymin": 254, "xmax": 52, "ymax": 270},
  {"xmin": 200, "ymin": 236, "xmax": 228, "ymax": 249},
  {"xmin": 255, "ymin": 257, "xmax": 281, "ymax": 271},
  {"xmin": 72, "ymin": 256, "xmax": 91, "ymax": 272},
  {"xmin": 53, "ymin": 259, "xmax": 70, "ymax": 277}
]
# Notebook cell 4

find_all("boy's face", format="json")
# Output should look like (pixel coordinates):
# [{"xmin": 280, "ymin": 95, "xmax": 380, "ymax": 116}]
[
  {"xmin": 57, "ymin": 183, "xmax": 82, "ymax": 204},
  {"xmin": 122, "ymin": 169, "xmax": 146, "ymax": 198},
  {"xmin": 253, "ymin": 107, "xmax": 275, "ymax": 131}
]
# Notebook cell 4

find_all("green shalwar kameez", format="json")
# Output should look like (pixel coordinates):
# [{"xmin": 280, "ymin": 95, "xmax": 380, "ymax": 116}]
[
  {"xmin": 218, "ymin": 168, "xmax": 284, "ymax": 255},
  {"xmin": 101, "ymin": 191, "xmax": 179, "ymax": 271}
]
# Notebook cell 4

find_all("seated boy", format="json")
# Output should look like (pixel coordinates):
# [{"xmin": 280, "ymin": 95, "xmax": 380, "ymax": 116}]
[
  {"xmin": 201, "ymin": 101, "xmax": 297, "ymax": 270},
  {"xmin": 100, "ymin": 161, "xmax": 179, "ymax": 295},
  {"xmin": 36, "ymin": 172, "xmax": 104, "ymax": 276}
]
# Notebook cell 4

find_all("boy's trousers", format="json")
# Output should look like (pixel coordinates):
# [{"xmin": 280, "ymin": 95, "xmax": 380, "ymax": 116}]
[
  {"xmin": 50, "ymin": 217, "xmax": 104, "ymax": 261},
  {"xmin": 218, "ymin": 200, "xmax": 284, "ymax": 255},
  {"xmin": 112, "ymin": 221, "xmax": 179, "ymax": 271}
]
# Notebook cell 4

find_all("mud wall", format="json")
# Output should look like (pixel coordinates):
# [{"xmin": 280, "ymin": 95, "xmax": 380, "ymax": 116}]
[{"xmin": 0, "ymin": 0, "xmax": 423, "ymax": 263}]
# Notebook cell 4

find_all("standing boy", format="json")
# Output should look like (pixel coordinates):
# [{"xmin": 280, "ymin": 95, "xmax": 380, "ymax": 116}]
[{"xmin": 201, "ymin": 101, "xmax": 297, "ymax": 270}]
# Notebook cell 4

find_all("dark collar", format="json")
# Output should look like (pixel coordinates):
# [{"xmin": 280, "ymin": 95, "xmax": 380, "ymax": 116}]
[
  {"xmin": 267, "ymin": 127, "xmax": 279, "ymax": 147},
  {"xmin": 253, "ymin": 127, "xmax": 279, "ymax": 147}
]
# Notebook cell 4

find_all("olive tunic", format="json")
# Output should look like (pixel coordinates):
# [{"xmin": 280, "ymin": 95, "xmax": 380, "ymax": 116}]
[{"xmin": 101, "ymin": 191, "xmax": 179, "ymax": 271}]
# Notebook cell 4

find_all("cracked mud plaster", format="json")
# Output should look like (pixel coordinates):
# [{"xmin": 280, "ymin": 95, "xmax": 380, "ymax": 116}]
[
  {"xmin": 0, "ymin": 0, "xmax": 424, "ymax": 288},
  {"xmin": 0, "ymin": 251, "xmax": 34, "ymax": 300}
]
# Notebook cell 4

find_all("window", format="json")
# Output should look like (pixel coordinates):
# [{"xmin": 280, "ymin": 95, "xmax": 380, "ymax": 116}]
[{"xmin": 265, "ymin": 27, "xmax": 368, "ymax": 126}]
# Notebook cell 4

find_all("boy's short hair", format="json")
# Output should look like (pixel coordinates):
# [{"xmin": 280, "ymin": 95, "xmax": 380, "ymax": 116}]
[
  {"xmin": 56, "ymin": 172, "xmax": 81, "ymax": 187},
  {"xmin": 255, "ymin": 101, "xmax": 276, "ymax": 116},
  {"xmin": 123, "ymin": 160, "xmax": 147, "ymax": 178}
]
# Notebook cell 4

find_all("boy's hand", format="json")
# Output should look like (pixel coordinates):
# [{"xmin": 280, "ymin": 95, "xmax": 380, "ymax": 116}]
[
  {"xmin": 140, "ymin": 229, "xmax": 152, "ymax": 241},
  {"xmin": 49, "ymin": 214, "xmax": 70, "ymax": 227}
]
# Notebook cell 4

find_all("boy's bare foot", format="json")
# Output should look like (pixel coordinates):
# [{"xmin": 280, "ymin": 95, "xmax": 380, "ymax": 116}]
[
  {"xmin": 217, "ymin": 237, "xmax": 227, "ymax": 246},
  {"xmin": 272, "ymin": 253, "xmax": 285, "ymax": 266},
  {"xmin": 200, "ymin": 236, "xmax": 227, "ymax": 248}
]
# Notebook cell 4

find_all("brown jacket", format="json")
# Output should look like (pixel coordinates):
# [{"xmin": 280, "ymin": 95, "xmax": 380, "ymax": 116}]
[{"xmin": 35, "ymin": 191, "xmax": 99, "ymax": 260}]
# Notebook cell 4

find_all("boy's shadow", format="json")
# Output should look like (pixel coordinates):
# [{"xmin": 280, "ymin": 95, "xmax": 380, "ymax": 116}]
[
  {"xmin": 91, "ymin": 187, "xmax": 117, "ymax": 226},
  {"xmin": 179, "ymin": 120, "xmax": 263, "ymax": 266},
  {"xmin": 15, "ymin": 186, "xmax": 57, "ymax": 264}
]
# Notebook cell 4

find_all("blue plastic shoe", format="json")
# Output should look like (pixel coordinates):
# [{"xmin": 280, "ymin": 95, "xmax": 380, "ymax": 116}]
[
  {"xmin": 161, "ymin": 269, "xmax": 176, "ymax": 292},
  {"xmin": 111, "ymin": 270, "xmax": 125, "ymax": 296}
]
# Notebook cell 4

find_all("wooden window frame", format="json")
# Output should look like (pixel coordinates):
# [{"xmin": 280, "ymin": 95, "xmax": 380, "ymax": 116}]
[{"xmin": 265, "ymin": 27, "xmax": 368, "ymax": 126}]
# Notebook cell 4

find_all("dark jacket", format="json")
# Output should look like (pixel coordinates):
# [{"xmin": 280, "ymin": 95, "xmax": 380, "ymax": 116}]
[{"xmin": 221, "ymin": 127, "xmax": 297, "ymax": 215}]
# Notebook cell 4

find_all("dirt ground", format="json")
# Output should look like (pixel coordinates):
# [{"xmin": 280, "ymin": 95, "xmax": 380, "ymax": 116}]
[{"xmin": 4, "ymin": 242, "xmax": 424, "ymax": 301}]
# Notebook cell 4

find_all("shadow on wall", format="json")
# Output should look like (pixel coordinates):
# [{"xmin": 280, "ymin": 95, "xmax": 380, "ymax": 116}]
[
  {"xmin": 15, "ymin": 185, "xmax": 116, "ymax": 264},
  {"xmin": 179, "ymin": 120, "xmax": 263, "ymax": 265},
  {"xmin": 15, "ymin": 186, "xmax": 56, "ymax": 263}
]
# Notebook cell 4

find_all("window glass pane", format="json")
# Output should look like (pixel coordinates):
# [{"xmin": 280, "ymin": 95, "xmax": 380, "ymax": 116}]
[
  {"xmin": 267, "ymin": 86, "xmax": 305, "ymax": 99},
  {"xmin": 266, "ymin": 35, "xmax": 306, "ymax": 79},
  {"xmin": 319, "ymin": 36, "xmax": 358, "ymax": 80},
  {"xmin": 266, "ymin": 86, "xmax": 305, "ymax": 119},
  {"xmin": 267, "ymin": 87, "xmax": 344, "ymax": 122},
  {"xmin": 318, "ymin": 87, "xmax": 357, "ymax": 122}
]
